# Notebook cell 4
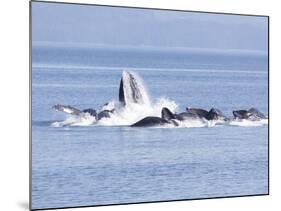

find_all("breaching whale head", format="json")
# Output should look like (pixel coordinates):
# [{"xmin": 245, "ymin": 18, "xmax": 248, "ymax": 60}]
[
  {"xmin": 53, "ymin": 104, "xmax": 114, "ymax": 122},
  {"xmin": 206, "ymin": 108, "xmax": 229, "ymax": 122},
  {"xmin": 53, "ymin": 104, "xmax": 98, "ymax": 117},
  {"xmin": 185, "ymin": 107, "xmax": 228, "ymax": 122},
  {"xmin": 53, "ymin": 104, "xmax": 83, "ymax": 116},
  {"xmin": 161, "ymin": 107, "xmax": 176, "ymax": 120},
  {"xmin": 248, "ymin": 108, "xmax": 267, "ymax": 119},
  {"xmin": 119, "ymin": 71, "xmax": 150, "ymax": 106},
  {"xmin": 232, "ymin": 110, "xmax": 249, "ymax": 119},
  {"xmin": 233, "ymin": 107, "xmax": 267, "ymax": 121},
  {"xmin": 163, "ymin": 107, "xmax": 204, "ymax": 123}
]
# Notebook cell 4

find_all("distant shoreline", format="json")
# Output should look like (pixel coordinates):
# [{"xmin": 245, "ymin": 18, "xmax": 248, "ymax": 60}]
[{"xmin": 32, "ymin": 41, "xmax": 267, "ymax": 56}]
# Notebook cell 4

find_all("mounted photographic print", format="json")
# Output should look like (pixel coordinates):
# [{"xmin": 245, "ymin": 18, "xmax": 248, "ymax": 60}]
[{"xmin": 30, "ymin": 1, "xmax": 269, "ymax": 210}]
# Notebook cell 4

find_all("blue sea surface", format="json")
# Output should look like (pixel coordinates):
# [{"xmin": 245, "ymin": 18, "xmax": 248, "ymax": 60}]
[{"xmin": 32, "ymin": 44, "xmax": 268, "ymax": 209}]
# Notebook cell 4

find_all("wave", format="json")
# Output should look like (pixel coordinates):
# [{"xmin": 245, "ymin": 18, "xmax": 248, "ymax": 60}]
[
  {"xmin": 229, "ymin": 119, "xmax": 268, "ymax": 127},
  {"xmin": 51, "ymin": 114, "xmax": 268, "ymax": 128},
  {"xmin": 98, "ymin": 97, "xmax": 177, "ymax": 126},
  {"xmin": 51, "ymin": 114, "xmax": 96, "ymax": 127}
]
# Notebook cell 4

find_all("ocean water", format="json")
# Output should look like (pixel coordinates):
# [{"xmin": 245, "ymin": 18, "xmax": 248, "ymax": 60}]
[{"xmin": 31, "ymin": 44, "xmax": 268, "ymax": 209}]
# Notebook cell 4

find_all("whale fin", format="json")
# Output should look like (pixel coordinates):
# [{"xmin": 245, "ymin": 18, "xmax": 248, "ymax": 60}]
[
  {"xmin": 53, "ymin": 104, "xmax": 83, "ymax": 115},
  {"xmin": 161, "ymin": 107, "xmax": 176, "ymax": 121}
]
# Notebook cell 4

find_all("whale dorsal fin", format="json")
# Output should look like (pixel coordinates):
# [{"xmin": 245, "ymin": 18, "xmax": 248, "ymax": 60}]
[
  {"xmin": 161, "ymin": 107, "xmax": 176, "ymax": 121},
  {"xmin": 53, "ymin": 104, "xmax": 82, "ymax": 115}
]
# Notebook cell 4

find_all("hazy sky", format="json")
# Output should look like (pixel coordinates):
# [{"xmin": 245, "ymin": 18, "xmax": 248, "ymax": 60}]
[{"xmin": 32, "ymin": 2, "xmax": 268, "ymax": 51}]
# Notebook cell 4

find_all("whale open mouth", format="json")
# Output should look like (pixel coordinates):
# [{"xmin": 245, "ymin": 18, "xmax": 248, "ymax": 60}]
[{"xmin": 119, "ymin": 71, "xmax": 150, "ymax": 106}]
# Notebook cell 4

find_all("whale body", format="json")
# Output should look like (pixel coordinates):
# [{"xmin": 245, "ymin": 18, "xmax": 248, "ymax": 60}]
[
  {"xmin": 185, "ymin": 108, "xmax": 209, "ymax": 118},
  {"xmin": 53, "ymin": 104, "xmax": 113, "ymax": 121},
  {"xmin": 186, "ymin": 107, "xmax": 229, "ymax": 122},
  {"xmin": 131, "ymin": 117, "xmax": 171, "ymax": 127},
  {"xmin": 162, "ymin": 107, "xmax": 203, "ymax": 121},
  {"xmin": 131, "ymin": 107, "xmax": 179, "ymax": 127}
]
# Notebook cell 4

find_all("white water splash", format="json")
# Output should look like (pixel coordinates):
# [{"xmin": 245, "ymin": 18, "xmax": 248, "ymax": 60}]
[
  {"xmin": 97, "ymin": 97, "xmax": 177, "ymax": 126},
  {"xmin": 176, "ymin": 119, "xmax": 209, "ymax": 128},
  {"xmin": 229, "ymin": 119, "xmax": 268, "ymax": 127},
  {"xmin": 51, "ymin": 114, "xmax": 96, "ymax": 127}
]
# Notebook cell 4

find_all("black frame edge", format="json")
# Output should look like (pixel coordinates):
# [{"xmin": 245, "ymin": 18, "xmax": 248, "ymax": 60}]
[{"xmin": 30, "ymin": 0, "xmax": 269, "ymax": 18}]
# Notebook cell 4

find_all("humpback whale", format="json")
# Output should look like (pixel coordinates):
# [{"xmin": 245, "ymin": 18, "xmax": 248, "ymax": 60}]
[
  {"xmin": 131, "ymin": 107, "xmax": 179, "ymax": 127},
  {"xmin": 53, "ymin": 104, "xmax": 85, "ymax": 116},
  {"xmin": 162, "ymin": 107, "xmax": 204, "ymax": 122},
  {"xmin": 186, "ymin": 107, "xmax": 229, "ymax": 122},
  {"xmin": 206, "ymin": 108, "xmax": 229, "ymax": 122},
  {"xmin": 53, "ymin": 104, "xmax": 113, "ymax": 121},
  {"xmin": 233, "ymin": 108, "xmax": 267, "ymax": 121},
  {"xmin": 131, "ymin": 117, "xmax": 172, "ymax": 127}
]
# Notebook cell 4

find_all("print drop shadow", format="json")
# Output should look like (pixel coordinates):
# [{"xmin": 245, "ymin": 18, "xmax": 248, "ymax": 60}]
[{"xmin": 17, "ymin": 201, "xmax": 29, "ymax": 210}]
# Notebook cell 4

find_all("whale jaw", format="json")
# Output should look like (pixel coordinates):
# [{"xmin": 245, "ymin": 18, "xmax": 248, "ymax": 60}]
[{"xmin": 119, "ymin": 71, "xmax": 150, "ymax": 106}]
